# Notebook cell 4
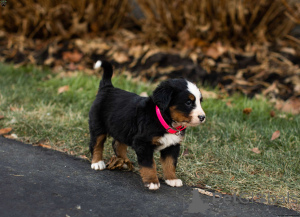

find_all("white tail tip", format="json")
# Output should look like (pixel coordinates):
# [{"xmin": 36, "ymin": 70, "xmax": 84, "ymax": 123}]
[{"xmin": 94, "ymin": 60, "xmax": 102, "ymax": 69}]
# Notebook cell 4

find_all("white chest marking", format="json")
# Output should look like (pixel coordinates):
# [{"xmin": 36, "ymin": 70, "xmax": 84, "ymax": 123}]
[{"xmin": 155, "ymin": 133, "xmax": 182, "ymax": 151}]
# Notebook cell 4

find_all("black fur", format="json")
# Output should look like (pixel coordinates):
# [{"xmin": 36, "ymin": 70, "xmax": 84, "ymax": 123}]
[{"xmin": 89, "ymin": 60, "xmax": 201, "ymax": 188}]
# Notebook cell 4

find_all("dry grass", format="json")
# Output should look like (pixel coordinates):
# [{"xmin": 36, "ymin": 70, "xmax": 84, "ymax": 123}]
[
  {"xmin": 137, "ymin": 0, "xmax": 299, "ymax": 45},
  {"xmin": 0, "ymin": 0, "xmax": 131, "ymax": 39}
]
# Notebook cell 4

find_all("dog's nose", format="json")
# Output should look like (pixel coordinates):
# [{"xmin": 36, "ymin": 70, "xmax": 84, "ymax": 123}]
[{"xmin": 198, "ymin": 115, "xmax": 206, "ymax": 122}]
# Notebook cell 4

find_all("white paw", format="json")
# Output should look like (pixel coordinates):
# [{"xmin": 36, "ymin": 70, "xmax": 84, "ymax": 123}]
[
  {"xmin": 145, "ymin": 183, "xmax": 160, "ymax": 190},
  {"xmin": 165, "ymin": 179, "xmax": 183, "ymax": 187},
  {"xmin": 91, "ymin": 160, "xmax": 106, "ymax": 170}
]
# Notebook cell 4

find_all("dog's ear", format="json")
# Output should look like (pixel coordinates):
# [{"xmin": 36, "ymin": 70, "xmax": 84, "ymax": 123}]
[{"xmin": 152, "ymin": 81, "xmax": 173, "ymax": 112}]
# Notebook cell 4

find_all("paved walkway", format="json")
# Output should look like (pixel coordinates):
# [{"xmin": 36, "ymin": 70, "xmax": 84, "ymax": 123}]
[{"xmin": 0, "ymin": 137, "xmax": 299, "ymax": 217}]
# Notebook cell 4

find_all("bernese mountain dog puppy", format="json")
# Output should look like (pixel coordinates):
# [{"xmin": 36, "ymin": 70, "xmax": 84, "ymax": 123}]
[{"xmin": 89, "ymin": 60, "xmax": 206, "ymax": 190}]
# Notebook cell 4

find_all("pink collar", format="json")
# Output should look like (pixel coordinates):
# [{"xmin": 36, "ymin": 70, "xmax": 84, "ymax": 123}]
[{"xmin": 155, "ymin": 105, "xmax": 186, "ymax": 134}]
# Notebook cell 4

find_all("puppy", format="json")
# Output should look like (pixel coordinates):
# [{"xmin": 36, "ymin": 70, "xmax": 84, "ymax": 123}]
[{"xmin": 89, "ymin": 60, "xmax": 206, "ymax": 190}]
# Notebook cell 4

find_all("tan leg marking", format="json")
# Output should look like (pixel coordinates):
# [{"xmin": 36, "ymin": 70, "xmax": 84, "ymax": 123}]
[
  {"xmin": 160, "ymin": 156, "xmax": 177, "ymax": 180},
  {"xmin": 92, "ymin": 134, "xmax": 106, "ymax": 163},
  {"xmin": 114, "ymin": 140, "xmax": 129, "ymax": 160},
  {"xmin": 139, "ymin": 160, "xmax": 159, "ymax": 185},
  {"xmin": 161, "ymin": 156, "xmax": 183, "ymax": 187}
]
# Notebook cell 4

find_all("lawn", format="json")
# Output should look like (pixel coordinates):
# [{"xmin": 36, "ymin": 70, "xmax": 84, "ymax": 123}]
[{"xmin": 0, "ymin": 63, "xmax": 299, "ymax": 210}]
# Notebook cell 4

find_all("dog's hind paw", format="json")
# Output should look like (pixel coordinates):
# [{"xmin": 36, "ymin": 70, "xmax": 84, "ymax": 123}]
[
  {"xmin": 165, "ymin": 179, "xmax": 183, "ymax": 187},
  {"xmin": 145, "ymin": 182, "xmax": 160, "ymax": 190},
  {"xmin": 91, "ymin": 160, "xmax": 106, "ymax": 170}
]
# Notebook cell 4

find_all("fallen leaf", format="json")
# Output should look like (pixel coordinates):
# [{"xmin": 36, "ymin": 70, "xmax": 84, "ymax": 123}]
[
  {"xmin": 4, "ymin": 133, "xmax": 18, "ymax": 139},
  {"xmin": 280, "ymin": 97, "xmax": 300, "ymax": 115},
  {"xmin": 58, "ymin": 85, "xmax": 69, "ymax": 94},
  {"xmin": 270, "ymin": 110, "xmax": 276, "ymax": 117},
  {"xmin": 206, "ymin": 47, "xmax": 220, "ymax": 59},
  {"xmin": 10, "ymin": 107, "xmax": 23, "ymax": 111},
  {"xmin": 0, "ymin": 128, "xmax": 12, "ymax": 135},
  {"xmin": 271, "ymin": 130, "xmax": 280, "ymax": 141},
  {"xmin": 112, "ymin": 52, "xmax": 130, "ymax": 64},
  {"xmin": 79, "ymin": 155, "xmax": 89, "ymax": 160},
  {"xmin": 106, "ymin": 156, "xmax": 134, "ymax": 170},
  {"xmin": 226, "ymin": 101, "xmax": 233, "ymax": 107},
  {"xmin": 230, "ymin": 176, "xmax": 235, "ymax": 181},
  {"xmin": 262, "ymin": 82, "xmax": 278, "ymax": 96},
  {"xmin": 205, "ymin": 42, "xmax": 227, "ymax": 59},
  {"xmin": 243, "ymin": 108, "xmax": 252, "ymax": 115},
  {"xmin": 195, "ymin": 183, "xmax": 206, "ymax": 189},
  {"xmin": 62, "ymin": 50, "xmax": 83, "ymax": 63},
  {"xmin": 67, "ymin": 62, "xmax": 77, "ymax": 71},
  {"xmin": 196, "ymin": 188, "xmax": 220, "ymax": 197},
  {"xmin": 37, "ymin": 143, "xmax": 52, "ymax": 149},
  {"xmin": 0, "ymin": 115, "xmax": 4, "ymax": 120},
  {"xmin": 251, "ymin": 147, "xmax": 261, "ymax": 154}
]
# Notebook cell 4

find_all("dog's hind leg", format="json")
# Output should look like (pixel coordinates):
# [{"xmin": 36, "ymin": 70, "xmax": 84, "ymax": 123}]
[
  {"xmin": 90, "ymin": 134, "xmax": 107, "ymax": 170},
  {"xmin": 112, "ymin": 140, "xmax": 129, "ymax": 160}
]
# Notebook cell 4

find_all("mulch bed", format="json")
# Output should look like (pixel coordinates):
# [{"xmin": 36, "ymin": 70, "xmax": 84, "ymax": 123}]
[{"xmin": 0, "ymin": 30, "xmax": 299, "ymax": 114}]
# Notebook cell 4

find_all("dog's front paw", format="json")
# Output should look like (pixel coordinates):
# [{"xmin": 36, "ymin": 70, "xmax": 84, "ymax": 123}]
[
  {"xmin": 145, "ymin": 182, "xmax": 160, "ymax": 190},
  {"xmin": 91, "ymin": 160, "xmax": 106, "ymax": 170},
  {"xmin": 165, "ymin": 179, "xmax": 183, "ymax": 187}
]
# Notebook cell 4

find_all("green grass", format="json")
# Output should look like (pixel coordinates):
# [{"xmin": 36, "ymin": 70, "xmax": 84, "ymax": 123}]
[{"xmin": 0, "ymin": 64, "xmax": 299, "ymax": 210}]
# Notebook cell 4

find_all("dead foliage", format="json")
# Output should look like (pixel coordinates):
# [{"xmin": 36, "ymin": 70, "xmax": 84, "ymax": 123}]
[
  {"xmin": 0, "ymin": 127, "xmax": 12, "ymax": 135},
  {"xmin": 0, "ymin": 0, "xmax": 131, "ymax": 39},
  {"xmin": 137, "ymin": 0, "xmax": 299, "ymax": 46},
  {"xmin": 0, "ymin": 32, "xmax": 299, "ymax": 114},
  {"xmin": 0, "ymin": 0, "xmax": 299, "ymax": 115},
  {"xmin": 106, "ymin": 156, "xmax": 134, "ymax": 171},
  {"xmin": 271, "ymin": 130, "xmax": 281, "ymax": 141}
]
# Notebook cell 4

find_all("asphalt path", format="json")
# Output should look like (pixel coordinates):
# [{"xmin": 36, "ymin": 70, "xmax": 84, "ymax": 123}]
[{"xmin": 0, "ymin": 137, "xmax": 299, "ymax": 217}]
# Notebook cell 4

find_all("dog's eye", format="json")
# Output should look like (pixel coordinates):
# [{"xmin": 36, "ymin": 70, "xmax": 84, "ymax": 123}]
[
  {"xmin": 200, "ymin": 97, "xmax": 203, "ymax": 102},
  {"xmin": 186, "ymin": 100, "xmax": 192, "ymax": 106}
]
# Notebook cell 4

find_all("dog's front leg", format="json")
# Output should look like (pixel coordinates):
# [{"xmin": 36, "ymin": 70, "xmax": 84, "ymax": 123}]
[
  {"xmin": 134, "ymin": 143, "xmax": 160, "ymax": 190},
  {"xmin": 160, "ymin": 144, "xmax": 183, "ymax": 187}
]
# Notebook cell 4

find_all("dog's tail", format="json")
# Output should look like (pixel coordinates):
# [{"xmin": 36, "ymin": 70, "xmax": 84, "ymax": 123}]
[{"xmin": 94, "ymin": 60, "xmax": 113, "ymax": 88}]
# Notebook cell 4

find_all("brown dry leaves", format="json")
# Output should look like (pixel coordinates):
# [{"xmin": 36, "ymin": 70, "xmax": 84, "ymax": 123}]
[
  {"xmin": 0, "ymin": 128, "xmax": 12, "ymax": 135},
  {"xmin": 251, "ymin": 147, "xmax": 261, "ymax": 154},
  {"xmin": 275, "ymin": 98, "xmax": 300, "ymax": 115},
  {"xmin": 243, "ymin": 108, "xmax": 252, "ymax": 115},
  {"xmin": 36, "ymin": 143, "xmax": 52, "ymax": 149},
  {"xmin": 0, "ymin": 2, "xmax": 299, "ymax": 113},
  {"xmin": 271, "ymin": 130, "xmax": 280, "ymax": 141},
  {"xmin": 195, "ymin": 188, "xmax": 220, "ymax": 198},
  {"xmin": 58, "ymin": 85, "xmax": 69, "ymax": 94},
  {"xmin": 62, "ymin": 50, "xmax": 83, "ymax": 63},
  {"xmin": 106, "ymin": 156, "xmax": 134, "ymax": 171},
  {"xmin": 0, "ymin": 1, "xmax": 130, "ymax": 39}
]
